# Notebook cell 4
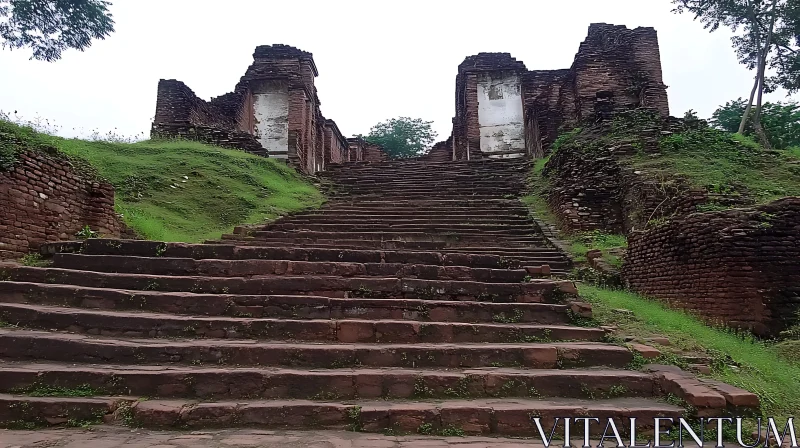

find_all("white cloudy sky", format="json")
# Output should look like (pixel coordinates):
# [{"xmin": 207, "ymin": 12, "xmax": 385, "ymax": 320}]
[{"xmin": 0, "ymin": 0, "xmax": 794, "ymax": 142}]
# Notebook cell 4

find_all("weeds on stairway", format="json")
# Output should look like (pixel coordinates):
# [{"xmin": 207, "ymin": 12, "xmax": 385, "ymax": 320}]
[
  {"xmin": 493, "ymin": 309, "xmax": 524, "ymax": 324},
  {"xmin": 75, "ymin": 225, "xmax": 99, "ymax": 239},
  {"xmin": 19, "ymin": 253, "xmax": 49, "ymax": 267},
  {"xmin": 14, "ymin": 383, "xmax": 102, "ymax": 397},
  {"xmin": 346, "ymin": 406, "xmax": 363, "ymax": 432},
  {"xmin": 580, "ymin": 284, "xmax": 800, "ymax": 422}
]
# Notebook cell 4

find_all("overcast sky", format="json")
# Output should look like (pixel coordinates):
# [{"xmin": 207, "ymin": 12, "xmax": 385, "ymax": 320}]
[{"xmin": 0, "ymin": 0, "xmax": 795, "ymax": 142}]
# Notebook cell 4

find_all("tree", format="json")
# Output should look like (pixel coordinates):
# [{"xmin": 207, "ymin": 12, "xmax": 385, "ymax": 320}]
[
  {"xmin": 710, "ymin": 97, "xmax": 800, "ymax": 148},
  {"xmin": 673, "ymin": 0, "xmax": 800, "ymax": 149},
  {"xmin": 0, "ymin": 0, "xmax": 114, "ymax": 62},
  {"xmin": 364, "ymin": 117, "xmax": 437, "ymax": 159}
]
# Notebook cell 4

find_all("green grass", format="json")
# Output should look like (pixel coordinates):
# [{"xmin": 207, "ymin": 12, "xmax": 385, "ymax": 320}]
[
  {"xmin": 1, "ymin": 120, "xmax": 323, "ymax": 242},
  {"xmin": 580, "ymin": 285, "xmax": 800, "ymax": 420},
  {"xmin": 566, "ymin": 231, "xmax": 627, "ymax": 264},
  {"xmin": 633, "ymin": 127, "xmax": 800, "ymax": 203},
  {"xmin": 16, "ymin": 383, "xmax": 102, "ymax": 397}
]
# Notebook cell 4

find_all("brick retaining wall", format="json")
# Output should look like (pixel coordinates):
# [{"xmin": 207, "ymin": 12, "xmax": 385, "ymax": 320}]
[
  {"xmin": 623, "ymin": 198, "xmax": 800, "ymax": 336},
  {"xmin": 0, "ymin": 150, "xmax": 122, "ymax": 258}
]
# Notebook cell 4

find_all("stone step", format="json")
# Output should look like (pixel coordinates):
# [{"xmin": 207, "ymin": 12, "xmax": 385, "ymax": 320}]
[
  {"xmin": 236, "ymin": 231, "xmax": 548, "ymax": 241},
  {"xmin": 216, "ymin": 237, "xmax": 549, "ymax": 252},
  {"xmin": 0, "ymin": 329, "xmax": 634, "ymax": 368},
  {"xmin": 262, "ymin": 224, "xmax": 539, "ymax": 233},
  {"xmin": 0, "ymin": 362, "xmax": 658, "ymax": 401},
  {"xmin": 328, "ymin": 194, "xmax": 515, "ymax": 200},
  {"xmin": 0, "ymin": 267, "xmax": 575, "ymax": 302},
  {"xmin": 50, "ymin": 254, "xmax": 545, "ymax": 283},
  {"xmin": 41, "ymin": 240, "xmax": 564, "ymax": 269},
  {"xmin": 193, "ymin": 242, "xmax": 571, "ymax": 269},
  {"xmin": 0, "ymin": 302, "xmax": 603, "ymax": 343},
  {"xmin": 328, "ymin": 179, "xmax": 523, "ymax": 185},
  {"xmin": 0, "ymin": 282, "xmax": 574, "ymax": 323},
  {"xmin": 329, "ymin": 184, "xmax": 522, "ymax": 190},
  {"xmin": 315, "ymin": 200, "xmax": 524, "ymax": 207},
  {"xmin": 314, "ymin": 203, "xmax": 530, "ymax": 210},
  {"xmin": 328, "ymin": 189, "xmax": 521, "ymax": 195},
  {"xmin": 279, "ymin": 214, "xmax": 531, "ymax": 222},
  {"xmin": 0, "ymin": 394, "xmax": 683, "ymax": 435}
]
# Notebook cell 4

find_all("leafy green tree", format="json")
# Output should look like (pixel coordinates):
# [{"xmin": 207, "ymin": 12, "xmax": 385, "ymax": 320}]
[
  {"xmin": 0, "ymin": 0, "xmax": 115, "ymax": 62},
  {"xmin": 710, "ymin": 97, "xmax": 800, "ymax": 148},
  {"xmin": 673, "ymin": 0, "xmax": 800, "ymax": 148},
  {"xmin": 363, "ymin": 117, "xmax": 437, "ymax": 159}
]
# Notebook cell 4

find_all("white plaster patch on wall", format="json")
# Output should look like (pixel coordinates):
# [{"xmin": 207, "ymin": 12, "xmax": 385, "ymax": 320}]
[
  {"xmin": 252, "ymin": 81, "xmax": 289, "ymax": 159},
  {"xmin": 476, "ymin": 73, "xmax": 525, "ymax": 157}
]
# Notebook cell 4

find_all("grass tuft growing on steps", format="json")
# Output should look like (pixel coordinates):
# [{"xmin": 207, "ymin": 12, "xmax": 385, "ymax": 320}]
[
  {"xmin": 580, "ymin": 284, "xmax": 800, "ymax": 420},
  {"xmin": 1, "ymin": 120, "xmax": 323, "ymax": 242}
]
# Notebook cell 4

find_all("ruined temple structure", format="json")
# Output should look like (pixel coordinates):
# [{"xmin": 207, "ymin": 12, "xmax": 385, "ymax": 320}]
[
  {"xmin": 151, "ymin": 45, "xmax": 382, "ymax": 174},
  {"xmin": 449, "ymin": 23, "xmax": 669, "ymax": 160}
]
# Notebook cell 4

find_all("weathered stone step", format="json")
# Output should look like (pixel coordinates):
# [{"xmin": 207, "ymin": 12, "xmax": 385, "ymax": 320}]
[
  {"xmin": 0, "ymin": 394, "xmax": 117, "ymax": 428},
  {"xmin": 278, "ymin": 214, "xmax": 531, "ymax": 222},
  {"xmin": 236, "ymin": 231, "xmax": 547, "ymax": 241},
  {"xmin": 0, "ymin": 395, "xmax": 683, "ymax": 435},
  {"xmin": 317, "ymin": 201, "xmax": 524, "ymax": 208},
  {"xmin": 265, "ymin": 214, "xmax": 533, "ymax": 222},
  {"xmin": 0, "ymin": 282, "xmax": 574, "ymax": 323},
  {"xmin": 329, "ymin": 188, "xmax": 520, "ymax": 194},
  {"xmin": 329, "ymin": 179, "xmax": 522, "ymax": 185},
  {"xmin": 216, "ymin": 237, "xmax": 546, "ymax": 252},
  {"xmin": 0, "ymin": 362, "xmax": 657, "ymax": 401},
  {"xmin": 297, "ymin": 210, "xmax": 531, "ymax": 218},
  {"xmin": 42, "ymin": 240, "xmax": 563, "ymax": 269},
  {"xmin": 0, "ymin": 267, "xmax": 574, "ymax": 302},
  {"xmin": 0, "ymin": 329, "xmax": 634, "ymax": 368},
  {"xmin": 329, "ymin": 184, "xmax": 522, "ymax": 191},
  {"xmin": 329, "ymin": 194, "xmax": 516, "ymax": 200},
  {"xmin": 51, "ymin": 254, "xmax": 545, "ymax": 283},
  {"xmin": 315, "ymin": 203, "xmax": 530, "ymax": 211},
  {"xmin": 263, "ymin": 224, "xmax": 539, "ymax": 233},
  {"xmin": 0, "ymin": 302, "xmax": 603, "ymax": 343}
]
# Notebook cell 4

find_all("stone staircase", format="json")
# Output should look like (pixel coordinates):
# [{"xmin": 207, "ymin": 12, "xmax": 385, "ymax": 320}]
[{"xmin": 0, "ymin": 158, "xmax": 757, "ymax": 437}]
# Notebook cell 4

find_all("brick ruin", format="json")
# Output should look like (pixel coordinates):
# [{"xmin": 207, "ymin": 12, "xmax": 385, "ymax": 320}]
[
  {"xmin": 151, "ymin": 45, "xmax": 384, "ymax": 174},
  {"xmin": 0, "ymin": 150, "xmax": 123, "ymax": 258},
  {"xmin": 449, "ymin": 23, "xmax": 669, "ymax": 160},
  {"xmin": 151, "ymin": 24, "xmax": 668, "ymax": 169},
  {"xmin": 624, "ymin": 198, "xmax": 800, "ymax": 337}
]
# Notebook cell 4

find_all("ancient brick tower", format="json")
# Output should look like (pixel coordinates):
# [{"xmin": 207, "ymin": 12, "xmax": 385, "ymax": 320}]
[
  {"xmin": 451, "ymin": 23, "xmax": 670, "ymax": 160},
  {"xmin": 151, "ymin": 45, "xmax": 357, "ymax": 174}
]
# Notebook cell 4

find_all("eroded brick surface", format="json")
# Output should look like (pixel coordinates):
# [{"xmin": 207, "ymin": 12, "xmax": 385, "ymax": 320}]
[{"xmin": 0, "ymin": 151, "xmax": 123, "ymax": 259}]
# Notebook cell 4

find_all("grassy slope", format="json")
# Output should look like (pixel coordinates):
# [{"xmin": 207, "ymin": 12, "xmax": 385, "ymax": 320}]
[
  {"xmin": 581, "ymin": 285, "xmax": 800, "ymax": 420},
  {"xmin": 636, "ymin": 130, "xmax": 800, "ymax": 203},
  {"xmin": 522, "ymin": 121, "xmax": 800, "ymax": 421},
  {"xmin": 1, "ymin": 120, "xmax": 323, "ymax": 242}
]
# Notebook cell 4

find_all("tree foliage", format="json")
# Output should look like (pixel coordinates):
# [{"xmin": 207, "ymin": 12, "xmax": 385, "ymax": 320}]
[
  {"xmin": 0, "ymin": 0, "xmax": 115, "ymax": 62},
  {"xmin": 364, "ymin": 117, "xmax": 437, "ymax": 159},
  {"xmin": 672, "ymin": 0, "xmax": 800, "ymax": 148},
  {"xmin": 711, "ymin": 97, "xmax": 800, "ymax": 148}
]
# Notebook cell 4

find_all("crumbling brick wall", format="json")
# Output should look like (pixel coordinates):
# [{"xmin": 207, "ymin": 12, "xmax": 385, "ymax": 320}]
[
  {"xmin": 0, "ymin": 150, "xmax": 122, "ymax": 259},
  {"xmin": 346, "ymin": 138, "xmax": 389, "ymax": 162},
  {"xmin": 623, "ymin": 198, "xmax": 800, "ymax": 336},
  {"xmin": 323, "ymin": 120, "xmax": 348, "ymax": 165},
  {"xmin": 541, "ymin": 116, "xmax": 749, "ymax": 234},
  {"xmin": 362, "ymin": 142, "xmax": 389, "ymax": 162},
  {"xmin": 421, "ymin": 138, "xmax": 453, "ymax": 162},
  {"xmin": 150, "ymin": 80, "xmax": 264, "ymax": 155},
  {"xmin": 151, "ymin": 44, "xmax": 357, "ymax": 174},
  {"xmin": 451, "ymin": 23, "xmax": 670, "ymax": 159}
]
